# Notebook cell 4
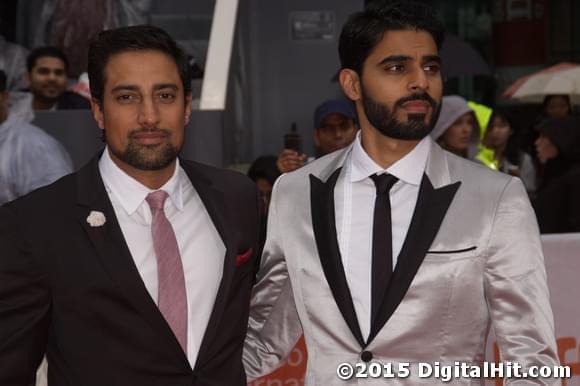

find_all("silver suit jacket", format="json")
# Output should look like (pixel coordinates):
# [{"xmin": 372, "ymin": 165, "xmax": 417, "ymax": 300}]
[{"xmin": 244, "ymin": 139, "xmax": 559, "ymax": 385}]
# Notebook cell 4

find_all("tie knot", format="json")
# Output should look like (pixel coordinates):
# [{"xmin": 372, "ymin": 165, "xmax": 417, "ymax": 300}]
[
  {"xmin": 146, "ymin": 190, "xmax": 169, "ymax": 212},
  {"xmin": 370, "ymin": 173, "xmax": 398, "ymax": 195}
]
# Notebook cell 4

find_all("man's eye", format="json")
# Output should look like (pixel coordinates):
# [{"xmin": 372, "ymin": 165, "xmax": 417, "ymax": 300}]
[
  {"xmin": 424, "ymin": 64, "xmax": 440, "ymax": 74},
  {"xmin": 158, "ymin": 93, "xmax": 176, "ymax": 102},
  {"xmin": 117, "ymin": 94, "xmax": 137, "ymax": 102},
  {"xmin": 386, "ymin": 64, "xmax": 405, "ymax": 73}
]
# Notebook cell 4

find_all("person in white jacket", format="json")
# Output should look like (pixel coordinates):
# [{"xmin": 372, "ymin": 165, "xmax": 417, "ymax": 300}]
[{"xmin": 0, "ymin": 69, "xmax": 72, "ymax": 206}]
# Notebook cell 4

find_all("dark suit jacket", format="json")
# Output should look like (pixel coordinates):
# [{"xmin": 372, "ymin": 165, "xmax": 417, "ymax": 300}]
[{"xmin": 0, "ymin": 154, "xmax": 260, "ymax": 386}]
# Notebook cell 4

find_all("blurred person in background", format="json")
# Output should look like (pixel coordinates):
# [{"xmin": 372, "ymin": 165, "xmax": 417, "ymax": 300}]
[
  {"xmin": 543, "ymin": 94, "xmax": 572, "ymax": 119},
  {"xmin": 0, "ymin": 69, "xmax": 72, "ymax": 205},
  {"xmin": 0, "ymin": 33, "xmax": 29, "ymax": 92},
  {"xmin": 533, "ymin": 115, "xmax": 580, "ymax": 233},
  {"xmin": 482, "ymin": 109, "xmax": 536, "ymax": 194},
  {"xmin": 0, "ymin": 25, "xmax": 33, "ymax": 121},
  {"xmin": 277, "ymin": 98, "xmax": 358, "ymax": 173},
  {"xmin": 248, "ymin": 155, "xmax": 280, "ymax": 216},
  {"xmin": 247, "ymin": 155, "xmax": 281, "ymax": 250},
  {"xmin": 524, "ymin": 94, "xmax": 574, "ymax": 170},
  {"xmin": 534, "ymin": 95, "xmax": 576, "ymax": 170},
  {"xmin": 430, "ymin": 95, "xmax": 480, "ymax": 160},
  {"xmin": 530, "ymin": 94, "xmax": 580, "ymax": 233},
  {"xmin": 25, "ymin": 46, "xmax": 90, "ymax": 111}
]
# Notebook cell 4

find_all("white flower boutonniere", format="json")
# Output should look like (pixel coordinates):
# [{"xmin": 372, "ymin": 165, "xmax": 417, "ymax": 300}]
[{"xmin": 86, "ymin": 211, "xmax": 106, "ymax": 227}]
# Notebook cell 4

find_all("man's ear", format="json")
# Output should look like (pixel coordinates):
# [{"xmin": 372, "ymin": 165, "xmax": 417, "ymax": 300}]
[
  {"xmin": 90, "ymin": 98, "xmax": 105, "ymax": 130},
  {"xmin": 339, "ymin": 69, "xmax": 361, "ymax": 102},
  {"xmin": 184, "ymin": 93, "xmax": 193, "ymax": 125}
]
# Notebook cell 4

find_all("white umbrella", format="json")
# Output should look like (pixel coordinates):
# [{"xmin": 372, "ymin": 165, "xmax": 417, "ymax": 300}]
[{"xmin": 512, "ymin": 66, "xmax": 580, "ymax": 103}]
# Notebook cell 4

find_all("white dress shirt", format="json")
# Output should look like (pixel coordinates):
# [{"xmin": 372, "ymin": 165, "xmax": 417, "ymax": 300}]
[
  {"xmin": 99, "ymin": 148, "xmax": 225, "ymax": 368},
  {"xmin": 334, "ymin": 133, "xmax": 431, "ymax": 340}
]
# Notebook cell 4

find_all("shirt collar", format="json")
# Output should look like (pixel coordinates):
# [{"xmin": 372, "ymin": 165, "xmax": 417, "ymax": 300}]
[
  {"xmin": 98, "ymin": 147, "xmax": 185, "ymax": 215},
  {"xmin": 349, "ymin": 131, "xmax": 431, "ymax": 186}
]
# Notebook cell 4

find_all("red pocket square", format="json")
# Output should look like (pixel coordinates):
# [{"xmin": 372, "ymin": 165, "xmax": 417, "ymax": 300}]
[{"xmin": 236, "ymin": 248, "xmax": 253, "ymax": 267}]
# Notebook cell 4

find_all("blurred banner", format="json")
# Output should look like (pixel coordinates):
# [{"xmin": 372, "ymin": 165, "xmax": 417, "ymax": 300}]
[{"xmin": 249, "ymin": 233, "xmax": 580, "ymax": 385}]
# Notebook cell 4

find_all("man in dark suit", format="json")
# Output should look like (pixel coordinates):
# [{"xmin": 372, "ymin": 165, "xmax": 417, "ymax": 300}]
[{"xmin": 0, "ymin": 25, "xmax": 260, "ymax": 386}]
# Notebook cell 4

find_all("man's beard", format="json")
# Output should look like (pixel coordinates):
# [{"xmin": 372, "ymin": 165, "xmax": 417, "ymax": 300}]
[
  {"xmin": 34, "ymin": 82, "xmax": 65, "ymax": 103},
  {"xmin": 361, "ymin": 86, "xmax": 440, "ymax": 140},
  {"xmin": 109, "ymin": 128, "xmax": 181, "ymax": 171}
]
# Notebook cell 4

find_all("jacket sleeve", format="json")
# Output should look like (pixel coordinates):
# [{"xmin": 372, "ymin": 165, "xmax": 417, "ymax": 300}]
[
  {"xmin": 484, "ymin": 177, "xmax": 560, "ymax": 385},
  {"xmin": 0, "ymin": 205, "xmax": 50, "ymax": 385},
  {"xmin": 243, "ymin": 175, "xmax": 303, "ymax": 380}
]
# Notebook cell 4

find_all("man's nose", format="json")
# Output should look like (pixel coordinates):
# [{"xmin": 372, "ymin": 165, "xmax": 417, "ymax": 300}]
[
  {"xmin": 334, "ymin": 129, "xmax": 345, "ymax": 139},
  {"xmin": 408, "ymin": 68, "xmax": 428, "ymax": 92},
  {"xmin": 137, "ymin": 98, "xmax": 161, "ymax": 128}
]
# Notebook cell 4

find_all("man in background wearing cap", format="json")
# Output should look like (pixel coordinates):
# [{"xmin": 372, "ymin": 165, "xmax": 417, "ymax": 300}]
[{"xmin": 276, "ymin": 98, "xmax": 358, "ymax": 173}]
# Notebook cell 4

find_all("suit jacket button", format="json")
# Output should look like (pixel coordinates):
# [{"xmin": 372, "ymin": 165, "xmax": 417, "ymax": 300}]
[{"xmin": 361, "ymin": 351, "xmax": 373, "ymax": 362}]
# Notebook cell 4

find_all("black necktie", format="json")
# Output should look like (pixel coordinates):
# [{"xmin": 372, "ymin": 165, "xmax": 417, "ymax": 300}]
[{"xmin": 369, "ymin": 173, "xmax": 398, "ymax": 327}]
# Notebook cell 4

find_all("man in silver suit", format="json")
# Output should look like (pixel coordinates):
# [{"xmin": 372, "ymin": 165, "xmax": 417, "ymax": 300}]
[{"xmin": 243, "ymin": 1, "xmax": 559, "ymax": 385}]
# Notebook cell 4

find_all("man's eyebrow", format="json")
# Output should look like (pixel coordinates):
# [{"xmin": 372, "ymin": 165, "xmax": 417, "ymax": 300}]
[
  {"xmin": 110, "ymin": 84, "xmax": 139, "ymax": 93},
  {"xmin": 378, "ymin": 54, "xmax": 441, "ymax": 66},
  {"xmin": 378, "ymin": 55, "xmax": 412, "ymax": 66},
  {"xmin": 422, "ymin": 55, "xmax": 441, "ymax": 63},
  {"xmin": 110, "ymin": 84, "xmax": 179, "ymax": 93},
  {"xmin": 152, "ymin": 83, "xmax": 179, "ymax": 91}
]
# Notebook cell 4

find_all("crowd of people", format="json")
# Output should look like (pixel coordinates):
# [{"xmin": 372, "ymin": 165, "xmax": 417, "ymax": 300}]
[
  {"xmin": 1, "ymin": 20, "xmax": 579, "ymax": 233},
  {"xmin": 248, "ymin": 91, "xmax": 580, "ymax": 234},
  {"xmin": 0, "ymin": 41, "xmax": 90, "ymax": 205}
]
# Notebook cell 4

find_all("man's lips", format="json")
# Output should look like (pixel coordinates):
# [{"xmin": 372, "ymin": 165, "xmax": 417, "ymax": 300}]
[
  {"xmin": 131, "ymin": 131, "xmax": 168, "ymax": 145},
  {"xmin": 401, "ymin": 100, "xmax": 430, "ymax": 114}
]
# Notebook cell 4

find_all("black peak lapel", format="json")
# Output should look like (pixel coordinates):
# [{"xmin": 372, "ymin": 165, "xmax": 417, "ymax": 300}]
[
  {"xmin": 180, "ymin": 162, "xmax": 236, "ymax": 370},
  {"xmin": 76, "ymin": 156, "xmax": 190, "ymax": 368},
  {"xmin": 367, "ymin": 174, "xmax": 461, "ymax": 344},
  {"xmin": 310, "ymin": 168, "xmax": 366, "ymax": 348}
]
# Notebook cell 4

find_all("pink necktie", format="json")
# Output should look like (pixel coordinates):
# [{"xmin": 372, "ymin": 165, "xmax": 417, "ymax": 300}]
[{"xmin": 146, "ymin": 190, "xmax": 187, "ymax": 353}]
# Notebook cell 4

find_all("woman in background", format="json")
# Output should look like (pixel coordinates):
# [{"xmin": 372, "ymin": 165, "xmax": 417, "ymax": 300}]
[
  {"xmin": 431, "ymin": 95, "xmax": 480, "ymax": 160},
  {"xmin": 482, "ymin": 109, "xmax": 536, "ymax": 194}
]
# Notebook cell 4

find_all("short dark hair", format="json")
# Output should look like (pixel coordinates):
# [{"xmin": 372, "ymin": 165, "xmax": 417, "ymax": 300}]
[
  {"xmin": 488, "ymin": 109, "xmax": 521, "ymax": 166},
  {"xmin": 88, "ymin": 25, "xmax": 192, "ymax": 106},
  {"xmin": 248, "ymin": 156, "xmax": 280, "ymax": 185},
  {"xmin": 0, "ymin": 70, "xmax": 6, "ymax": 92},
  {"xmin": 27, "ymin": 46, "xmax": 68, "ymax": 73},
  {"xmin": 339, "ymin": 0, "xmax": 444, "ymax": 74}
]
